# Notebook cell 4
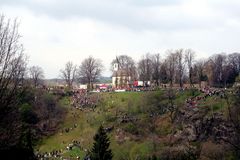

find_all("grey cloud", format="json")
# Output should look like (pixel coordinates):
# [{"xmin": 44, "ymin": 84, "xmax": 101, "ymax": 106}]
[
  {"xmin": 124, "ymin": 0, "xmax": 183, "ymax": 6},
  {"xmin": 209, "ymin": 1, "xmax": 240, "ymax": 18},
  {"xmin": 0, "ymin": 0, "xmax": 236, "ymax": 31}
]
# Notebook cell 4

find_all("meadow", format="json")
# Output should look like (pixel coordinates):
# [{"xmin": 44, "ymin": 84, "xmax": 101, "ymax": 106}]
[{"xmin": 37, "ymin": 89, "xmax": 229, "ymax": 159}]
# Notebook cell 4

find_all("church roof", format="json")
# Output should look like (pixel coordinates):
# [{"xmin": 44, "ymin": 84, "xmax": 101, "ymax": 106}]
[{"xmin": 112, "ymin": 69, "xmax": 128, "ymax": 77}]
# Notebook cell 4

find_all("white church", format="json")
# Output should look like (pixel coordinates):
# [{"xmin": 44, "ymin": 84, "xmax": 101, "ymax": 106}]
[{"xmin": 112, "ymin": 63, "xmax": 132, "ymax": 88}]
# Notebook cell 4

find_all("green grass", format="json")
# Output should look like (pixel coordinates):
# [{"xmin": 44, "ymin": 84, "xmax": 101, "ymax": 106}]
[
  {"xmin": 197, "ymin": 95, "xmax": 227, "ymax": 115},
  {"xmin": 36, "ymin": 89, "xmax": 230, "ymax": 159},
  {"xmin": 63, "ymin": 147, "xmax": 85, "ymax": 159},
  {"xmin": 37, "ymin": 91, "xmax": 167, "ymax": 159}
]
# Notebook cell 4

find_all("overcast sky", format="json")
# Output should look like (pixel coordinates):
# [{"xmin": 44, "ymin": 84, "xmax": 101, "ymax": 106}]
[{"xmin": 1, "ymin": 0, "xmax": 240, "ymax": 78}]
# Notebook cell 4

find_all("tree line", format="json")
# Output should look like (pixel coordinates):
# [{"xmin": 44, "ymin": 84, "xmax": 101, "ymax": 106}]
[
  {"xmin": 59, "ymin": 50, "xmax": 240, "ymax": 89},
  {"xmin": 130, "ymin": 50, "xmax": 240, "ymax": 88},
  {"xmin": 60, "ymin": 57, "xmax": 103, "ymax": 90},
  {"xmin": 0, "ymin": 15, "xmax": 66, "ymax": 159}
]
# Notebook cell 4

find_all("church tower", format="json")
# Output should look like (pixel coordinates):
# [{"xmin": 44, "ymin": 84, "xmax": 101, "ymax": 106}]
[{"xmin": 113, "ymin": 63, "xmax": 119, "ymax": 71}]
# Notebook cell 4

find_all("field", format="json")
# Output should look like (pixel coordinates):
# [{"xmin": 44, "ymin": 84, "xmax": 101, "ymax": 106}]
[{"xmin": 36, "ymin": 89, "xmax": 229, "ymax": 159}]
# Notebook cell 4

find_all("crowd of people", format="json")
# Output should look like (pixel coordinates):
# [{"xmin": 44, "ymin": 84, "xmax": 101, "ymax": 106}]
[
  {"xmin": 71, "ymin": 89, "xmax": 99, "ymax": 109},
  {"xmin": 95, "ymin": 86, "xmax": 161, "ymax": 93},
  {"xmin": 36, "ymin": 149, "xmax": 62, "ymax": 159},
  {"xmin": 185, "ymin": 87, "xmax": 226, "ymax": 108},
  {"xmin": 66, "ymin": 140, "xmax": 82, "ymax": 150},
  {"xmin": 36, "ymin": 140, "xmax": 89, "ymax": 160}
]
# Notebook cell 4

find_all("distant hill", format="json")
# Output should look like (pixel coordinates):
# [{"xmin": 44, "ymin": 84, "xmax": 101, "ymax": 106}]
[
  {"xmin": 43, "ymin": 77, "xmax": 111, "ymax": 86},
  {"xmin": 43, "ymin": 79, "xmax": 66, "ymax": 86},
  {"xmin": 98, "ymin": 76, "xmax": 111, "ymax": 83}
]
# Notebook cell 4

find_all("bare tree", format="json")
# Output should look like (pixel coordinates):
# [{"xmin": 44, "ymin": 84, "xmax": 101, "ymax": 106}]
[
  {"xmin": 185, "ymin": 49, "xmax": 195, "ymax": 87},
  {"xmin": 228, "ymin": 52, "xmax": 240, "ymax": 74},
  {"xmin": 29, "ymin": 65, "xmax": 44, "ymax": 87},
  {"xmin": 210, "ymin": 53, "xmax": 227, "ymax": 87},
  {"xmin": 195, "ymin": 59, "xmax": 205, "ymax": 88},
  {"xmin": 203, "ymin": 59, "xmax": 216, "ymax": 87},
  {"xmin": 151, "ymin": 53, "xmax": 161, "ymax": 86},
  {"xmin": 226, "ymin": 53, "xmax": 240, "ymax": 85},
  {"xmin": 203, "ymin": 53, "xmax": 240, "ymax": 87},
  {"xmin": 160, "ymin": 61, "xmax": 169, "ymax": 84},
  {"xmin": 0, "ymin": 15, "xmax": 32, "ymax": 157},
  {"xmin": 0, "ymin": 15, "xmax": 27, "ymax": 111},
  {"xmin": 175, "ymin": 49, "xmax": 185, "ymax": 88},
  {"xmin": 78, "ymin": 56, "xmax": 103, "ymax": 90},
  {"xmin": 166, "ymin": 50, "xmax": 177, "ymax": 88},
  {"xmin": 138, "ymin": 53, "xmax": 153, "ymax": 86},
  {"xmin": 60, "ymin": 61, "xmax": 76, "ymax": 89}
]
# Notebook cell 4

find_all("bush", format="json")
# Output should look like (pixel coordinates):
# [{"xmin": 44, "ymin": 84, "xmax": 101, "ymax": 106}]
[
  {"xmin": 129, "ymin": 142, "xmax": 154, "ymax": 160},
  {"xmin": 104, "ymin": 113, "xmax": 117, "ymax": 123},
  {"xmin": 143, "ymin": 91, "xmax": 167, "ymax": 115},
  {"xmin": 188, "ymin": 88, "xmax": 200, "ymax": 97},
  {"xmin": 160, "ymin": 145, "xmax": 200, "ymax": 160},
  {"xmin": 200, "ymin": 142, "xmax": 228, "ymax": 160},
  {"xmin": 124, "ymin": 123, "xmax": 139, "ymax": 135},
  {"xmin": 19, "ymin": 103, "xmax": 38, "ymax": 124},
  {"xmin": 155, "ymin": 122, "xmax": 172, "ymax": 136}
]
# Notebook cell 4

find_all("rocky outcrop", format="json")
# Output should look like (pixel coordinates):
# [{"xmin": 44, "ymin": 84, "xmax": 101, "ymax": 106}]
[{"xmin": 173, "ymin": 107, "xmax": 235, "ymax": 144}]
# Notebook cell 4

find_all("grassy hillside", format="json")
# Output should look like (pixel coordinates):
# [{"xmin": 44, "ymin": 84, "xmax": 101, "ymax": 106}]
[{"xmin": 36, "ymin": 89, "xmax": 231, "ymax": 159}]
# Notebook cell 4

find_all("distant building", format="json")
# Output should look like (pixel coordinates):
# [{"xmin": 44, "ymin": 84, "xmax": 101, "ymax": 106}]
[
  {"xmin": 79, "ymin": 84, "xmax": 88, "ymax": 89},
  {"xmin": 112, "ymin": 63, "xmax": 131, "ymax": 88}
]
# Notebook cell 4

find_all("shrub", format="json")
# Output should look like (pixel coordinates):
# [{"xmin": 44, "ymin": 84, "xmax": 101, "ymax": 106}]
[
  {"xmin": 104, "ymin": 113, "xmax": 117, "ymax": 123},
  {"xmin": 124, "ymin": 123, "xmax": 139, "ymax": 135},
  {"xmin": 19, "ymin": 103, "xmax": 38, "ymax": 125}
]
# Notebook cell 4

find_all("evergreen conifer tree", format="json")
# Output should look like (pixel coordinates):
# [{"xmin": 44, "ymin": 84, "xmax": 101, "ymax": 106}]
[{"xmin": 90, "ymin": 125, "xmax": 113, "ymax": 160}]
